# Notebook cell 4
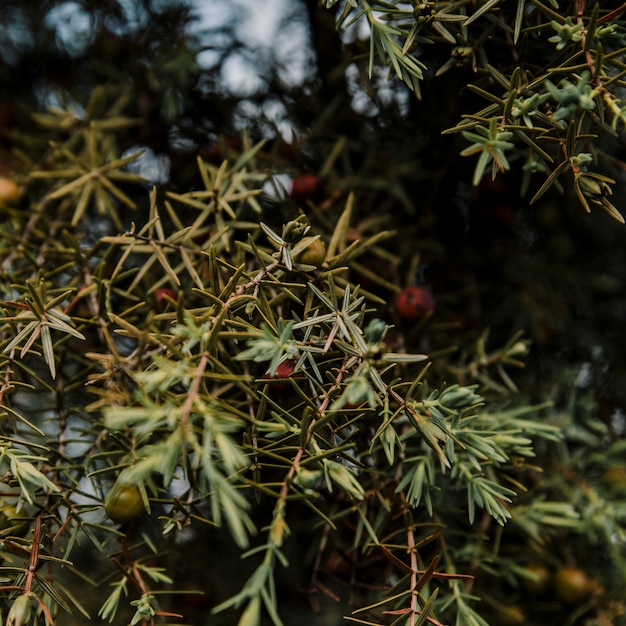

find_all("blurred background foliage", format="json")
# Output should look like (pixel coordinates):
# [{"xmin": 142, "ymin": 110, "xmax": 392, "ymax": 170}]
[{"xmin": 0, "ymin": 1, "xmax": 625, "ymax": 625}]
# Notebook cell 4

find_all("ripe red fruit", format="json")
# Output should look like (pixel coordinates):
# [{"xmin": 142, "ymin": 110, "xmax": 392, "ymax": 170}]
[
  {"xmin": 290, "ymin": 173, "xmax": 321, "ymax": 202},
  {"xmin": 264, "ymin": 359, "xmax": 299, "ymax": 394},
  {"xmin": 154, "ymin": 288, "xmax": 177, "ymax": 309},
  {"xmin": 394, "ymin": 286, "xmax": 435, "ymax": 321},
  {"xmin": 273, "ymin": 359, "xmax": 298, "ymax": 382}
]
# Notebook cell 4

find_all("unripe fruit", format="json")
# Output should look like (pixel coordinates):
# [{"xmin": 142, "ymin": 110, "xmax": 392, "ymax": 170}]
[
  {"xmin": 295, "ymin": 237, "xmax": 326, "ymax": 267},
  {"xmin": 290, "ymin": 173, "xmax": 321, "ymax": 202},
  {"xmin": 0, "ymin": 176, "xmax": 21, "ymax": 206},
  {"xmin": 104, "ymin": 482, "xmax": 146, "ymax": 524},
  {"xmin": 497, "ymin": 605, "xmax": 526, "ymax": 626},
  {"xmin": 553, "ymin": 567, "xmax": 594, "ymax": 604},
  {"xmin": 601, "ymin": 466, "xmax": 626, "ymax": 490},
  {"xmin": 0, "ymin": 501, "xmax": 28, "ymax": 536},
  {"xmin": 394, "ymin": 286, "xmax": 435, "ymax": 321}
]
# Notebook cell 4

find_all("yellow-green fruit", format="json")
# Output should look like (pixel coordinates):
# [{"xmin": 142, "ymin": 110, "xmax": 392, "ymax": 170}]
[
  {"xmin": 296, "ymin": 238, "xmax": 326, "ymax": 267},
  {"xmin": 0, "ymin": 176, "xmax": 21, "ymax": 206},
  {"xmin": 601, "ymin": 466, "xmax": 626, "ymax": 490},
  {"xmin": 104, "ymin": 482, "xmax": 146, "ymax": 524},
  {"xmin": 497, "ymin": 605, "xmax": 526, "ymax": 626},
  {"xmin": 554, "ymin": 567, "xmax": 594, "ymax": 604},
  {"xmin": 0, "ymin": 502, "xmax": 28, "ymax": 536}
]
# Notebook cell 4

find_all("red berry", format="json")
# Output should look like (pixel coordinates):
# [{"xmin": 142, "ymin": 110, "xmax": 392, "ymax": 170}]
[
  {"xmin": 343, "ymin": 401, "xmax": 365, "ymax": 409},
  {"xmin": 264, "ymin": 359, "xmax": 300, "ymax": 395},
  {"xmin": 290, "ymin": 173, "xmax": 321, "ymax": 201},
  {"xmin": 274, "ymin": 360, "xmax": 296, "ymax": 378},
  {"xmin": 394, "ymin": 286, "xmax": 435, "ymax": 321},
  {"xmin": 154, "ymin": 288, "xmax": 177, "ymax": 309}
]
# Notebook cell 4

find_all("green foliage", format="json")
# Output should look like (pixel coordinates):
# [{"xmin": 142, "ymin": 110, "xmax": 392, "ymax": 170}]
[
  {"xmin": 0, "ymin": 2, "xmax": 624, "ymax": 626},
  {"xmin": 337, "ymin": 1, "xmax": 626, "ymax": 221},
  {"xmin": 0, "ymin": 118, "xmax": 615, "ymax": 624},
  {"xmin": 1, "ymin": 280, "xmax": 85, "ymax": 379}
]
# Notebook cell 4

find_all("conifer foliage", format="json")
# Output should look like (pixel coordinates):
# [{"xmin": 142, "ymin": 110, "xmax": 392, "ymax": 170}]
[{"xmin": 0, "ymin": 1, "xmax": 625, "ymax": 625}]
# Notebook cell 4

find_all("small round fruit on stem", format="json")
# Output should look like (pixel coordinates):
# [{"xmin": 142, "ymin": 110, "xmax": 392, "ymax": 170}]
[
  {"xmin": 104, "ymin": 481, "xmax": 147, "ymax": 524},
  {"xmin": 153, "ymin": 287, "xmax": 177, "ymax": 310},
  {"xmin": 264, "ymin": 359, "xmax": 302, "ymax": 395},
  {"xmin": 294, "ymin": 237, "xmax": 326, "ymax": 267},
  {"xmin": 290, "ymin": 173, "xmax": 321, "ymax": 202},
  {"xmin": 394, "ymin": 286, "xmax": 435, "ymax": 321},
  {"xmin": 553, "ymin": 567, "xmax": 597, "ymax": 604},
  {"xmin": 0, "ymin": 176, "xmax": 22, "ymax": 207},
  {"xmin": 0, "ymin": 499, "xmax": 29, "ymax": 536}
]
